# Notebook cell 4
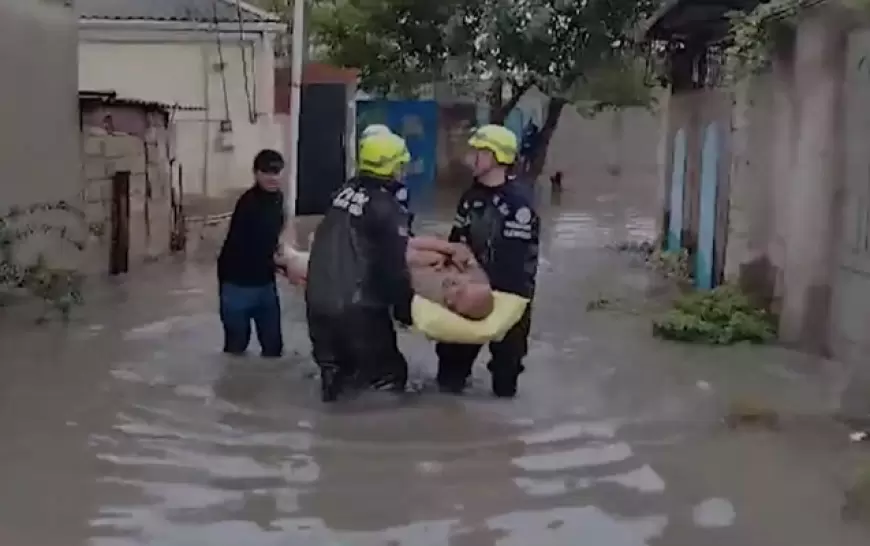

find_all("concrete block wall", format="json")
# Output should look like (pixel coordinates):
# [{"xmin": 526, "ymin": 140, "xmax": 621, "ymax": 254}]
[
  {"xmin": 723, "ymin": 74, "xmax": 780, "ymax": 309},
  {"xmin": 80, "ymin": 126, "xmax": 172, "ymax": 274}
]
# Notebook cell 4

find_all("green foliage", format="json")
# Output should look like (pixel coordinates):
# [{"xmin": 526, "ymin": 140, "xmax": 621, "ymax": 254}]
[
  {"xmin": 724, "ymin": 0, "xmax": 870, "ymax": 82},
  {"xmin": 294, "ymin": 0, "xmax": 661, "ymax": 99},
  {"xmin": 653, "ymin": 284, "xmax": 776, "ymax": 345},
  {"xmin": 572, "ymin": 55, "xmax": 660, "ymax": 115},
  {"xmin": 308, "ymin": 0, "xmax": 466, "ymax": 96},
  {"xmin": 647, "ymin": 247, "xmax": 691, "ymax": 282},
  {"xmin": 723, "ymin": 0, "xmax": 801, "ymax": 81},
  {"xmin": 0, "ymin": 201, "xmax": 86, "ymax": 322}
]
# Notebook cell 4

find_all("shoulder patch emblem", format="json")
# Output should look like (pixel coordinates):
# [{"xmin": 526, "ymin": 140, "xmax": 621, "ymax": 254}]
[{"xmin": 514, "ymin": 206, "xmax": 532, "ymax": 224}]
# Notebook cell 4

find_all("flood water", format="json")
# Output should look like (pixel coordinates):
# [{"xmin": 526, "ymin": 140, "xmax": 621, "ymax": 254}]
[{"xmin": 0, "ymin": 175, "xmax": 868, "ymax": 545}]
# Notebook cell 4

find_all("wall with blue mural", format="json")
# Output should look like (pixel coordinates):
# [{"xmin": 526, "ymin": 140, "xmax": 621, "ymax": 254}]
[{"xmin": 356, "ymin": 100, "xmax": 438, "ymax": 212}]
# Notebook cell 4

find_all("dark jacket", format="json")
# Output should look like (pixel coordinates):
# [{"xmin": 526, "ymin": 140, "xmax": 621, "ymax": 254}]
[
  {"xmin": 449, "ymin": 178, "xmax": 540, "ymax": 299},
  {"xmin": 386, "ymin": 180, "xmax": 414, "ymax": 235},
  {"xmin": 217, "ymin": 185, "xmax": 285, "ymax": 286},
  {"xmin": 305, "ymin": 175, "xmax": 414, "ymax": 323}
]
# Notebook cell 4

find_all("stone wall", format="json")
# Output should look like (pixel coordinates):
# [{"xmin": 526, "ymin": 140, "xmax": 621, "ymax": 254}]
[
  {"xmin": 723, "ymin": 73, "xmax": 781, "ymax": 308},
  {"xmin": 80, "ymin": 125, "xmax": 172, "ymax": 274},
  {"xmin": 705, "ymin": 6, "xmax": 860, "ymax": 357},
  {"xmin": 545, "ymin": 105, "xmax": 661, "ymax": 198}
]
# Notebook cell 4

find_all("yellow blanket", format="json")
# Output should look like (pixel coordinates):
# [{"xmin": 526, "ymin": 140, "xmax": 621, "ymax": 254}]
[
  {"xmin": 287, "ymin": 247, "xmax": 529, "ymax": 343},
  {"xmin": 411, "ymin": 291, "xmax": 529, "ymax": 344}
]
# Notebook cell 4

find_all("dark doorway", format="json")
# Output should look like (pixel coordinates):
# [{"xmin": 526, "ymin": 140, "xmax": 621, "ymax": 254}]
[
  {"xmin": 297, "ymin": 83, "xmax": 347, "ymax": 215},
  {"xmin": 110, "ymin": 171, "xmax": 131, "ymax": 276}
]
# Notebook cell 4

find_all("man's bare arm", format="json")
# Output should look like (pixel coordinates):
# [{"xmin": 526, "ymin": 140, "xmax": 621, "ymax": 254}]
[{"xmin": 408, "ymin": 236, "xmax": 456, "ymax": 254}]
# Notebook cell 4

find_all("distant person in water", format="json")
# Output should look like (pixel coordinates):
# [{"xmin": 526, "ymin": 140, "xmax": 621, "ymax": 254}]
[{"xmin": 519, "ymin": 121, "xmax": 540, "ymax": 175}]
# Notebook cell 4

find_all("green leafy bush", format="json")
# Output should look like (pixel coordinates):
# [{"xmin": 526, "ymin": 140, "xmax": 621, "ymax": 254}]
[
  {"xmin": 647, "ymin": 248, "xmax": 691, "ymax": 282},
  {"xmin": 653, "ymin": 284, "xmax": 775, "ymax": 344}
]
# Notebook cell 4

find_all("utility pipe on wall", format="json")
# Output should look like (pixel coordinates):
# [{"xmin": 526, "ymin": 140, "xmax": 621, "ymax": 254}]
[{"xmin": 285, "ymin": 0, "xmax": 304, "ymax": 217}]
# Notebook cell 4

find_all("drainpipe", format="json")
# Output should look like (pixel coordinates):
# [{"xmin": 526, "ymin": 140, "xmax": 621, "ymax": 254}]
[
  {"xmin": 285, "ymin": 0, "xmax": 305, "ymax": 218},
  {"xmin": 778, "ymin": 7, "xmax": 846, "ymax": 353},
  {"xmin": 201, "ymin": 43, "xmax": 211, "ymax": 198}
]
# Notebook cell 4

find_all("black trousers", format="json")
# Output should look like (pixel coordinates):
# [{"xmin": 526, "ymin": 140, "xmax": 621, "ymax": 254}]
[
  {"xmin": 307, "ymin": 306, "xmax": 408, "ymax": 387},
  {"xmin": 436, "ymin": 306, "xmax": 532, "ymax": 390}
]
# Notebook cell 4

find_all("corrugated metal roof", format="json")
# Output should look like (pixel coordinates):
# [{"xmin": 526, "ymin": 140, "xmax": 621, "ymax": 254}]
[
  {"xmin": 77, "ymin": 0, "xmax": 280, "ymax": 24},
  {"xmin": 642, "ymin": 0, "xmax": 762, "ymax": 41},
  {"xmin": 78, "ymin": 90, "xmax": 206, "ymax": 112}
]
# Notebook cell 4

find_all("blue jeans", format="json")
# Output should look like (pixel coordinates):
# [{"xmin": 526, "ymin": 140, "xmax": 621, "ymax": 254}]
[{"xmin": 219, "ymin": 282, "xmax": 283, "ymax": 357}]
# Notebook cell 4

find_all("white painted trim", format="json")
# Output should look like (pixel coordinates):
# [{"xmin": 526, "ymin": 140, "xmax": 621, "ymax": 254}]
[
  {"xmin": 79, "ymin": 17, "xmax": 285, "ymax": 34},
  {"xmin": 79, "ymin": 27, "xmax": 261, "ymax": 44}
]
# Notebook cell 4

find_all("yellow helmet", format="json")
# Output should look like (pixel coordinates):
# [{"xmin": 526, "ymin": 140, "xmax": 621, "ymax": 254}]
[
  {"xmin": 358, "ymin": 132, "xmax": 411, "ymax": 178},
  {"xmin": 467, "ymin": 124, "xmax": 518, "ymax": 164}
]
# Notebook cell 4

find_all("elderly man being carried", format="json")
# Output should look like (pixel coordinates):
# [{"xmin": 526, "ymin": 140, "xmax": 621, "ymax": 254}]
[
  {"xmin": 278, "ymin": 235, "xmax": 495, "ymax": 321},
  {"xmin": 405, "ymin": 236, "xmax": 494, "ymax": 320}
]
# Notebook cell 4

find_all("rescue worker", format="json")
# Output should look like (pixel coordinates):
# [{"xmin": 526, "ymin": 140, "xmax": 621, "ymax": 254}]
[
  {"xmin": 360, "ymin": 124, "xmax": 414, "ymax": 234},
  {"xmin": 435, "ymin": 124, "xmax": 540, "ymax": 398},
  {"xmin": 305, "ymin": 132, "xmax": 416, "ymax": 402},
  {"xmin": 217, "ymin": 149, "xmax": 287, "ymax": 358}
]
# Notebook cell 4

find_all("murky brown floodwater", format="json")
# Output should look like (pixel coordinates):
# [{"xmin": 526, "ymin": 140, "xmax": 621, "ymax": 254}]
[{"xmin": 1, "ymin": 175, "xmax": 868, "ymax": 545}]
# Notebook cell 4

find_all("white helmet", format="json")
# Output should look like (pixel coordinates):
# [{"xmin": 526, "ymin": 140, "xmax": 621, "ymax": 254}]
[{"xmin": 361, "ymin": 124, "xmax": 392, "ymax": 138}]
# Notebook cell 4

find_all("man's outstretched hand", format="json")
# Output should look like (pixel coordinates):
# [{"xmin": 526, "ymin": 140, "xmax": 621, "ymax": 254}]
[
  {"xmin": 275, "ymin": 252, "xmax": 307, "ymax": 286},
  {"xmin": 446, "ymin": 243, "xmax": 475, "ymax": 271},
  {"xmin": 276, "ymin": 264, "xmax": 306, "ymax": 286}
]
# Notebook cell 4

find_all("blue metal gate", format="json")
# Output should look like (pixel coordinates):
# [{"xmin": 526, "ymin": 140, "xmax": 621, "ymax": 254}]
[
  {"xmin": 695, "ymin": 123, "xmax": 720, "ymax": 290},
  {"xmin": 356, "ymin": 100, "xmax": 438, "ymax": 212},
  {"xmin": 667, "ymin": 129, "xmax": 687, "ymax": 252}
]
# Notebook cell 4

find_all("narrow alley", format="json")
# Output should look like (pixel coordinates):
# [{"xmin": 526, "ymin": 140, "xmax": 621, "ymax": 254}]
[{"xmin": 0, "ymin": 175, "xmax": 867, "ymax": 546}]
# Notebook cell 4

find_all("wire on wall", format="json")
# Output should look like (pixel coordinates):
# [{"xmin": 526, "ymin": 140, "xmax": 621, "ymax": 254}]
[
  {"xmin": 234, "ymin": 0, "xmax": 259, "ymax": 123},
  {"xmin": 212, "ymin": 0, "xmax": 232, "ymax": 125}
]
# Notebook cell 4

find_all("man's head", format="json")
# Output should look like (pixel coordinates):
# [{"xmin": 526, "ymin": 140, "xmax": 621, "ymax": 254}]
[
  {"xmin": 253, "ymin": 149, "xmax": 285, "ymax": 192},
  {"xmin": 358, "ymin": 132, "xmax": 411, "ymax": 182},
  {"xmin": 465, "ymin": 124, "xmax": 518, "ymax": 185},
  {"xmin": 443, "ymin": 274, "xmax": 494, "ymax": 320}
]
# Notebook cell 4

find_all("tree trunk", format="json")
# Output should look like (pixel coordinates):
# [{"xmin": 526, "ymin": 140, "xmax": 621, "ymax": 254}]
[
  {"xmin": 526, "ymin": 97, "xmax": 566, "ymax": 182},
  {"xmin": 491, "ymin": 81, "xmax": 533, "ymax": 124},
  {"xmin": 488, "ymin": 77, "xmax": 503, "ymax": 122}
]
